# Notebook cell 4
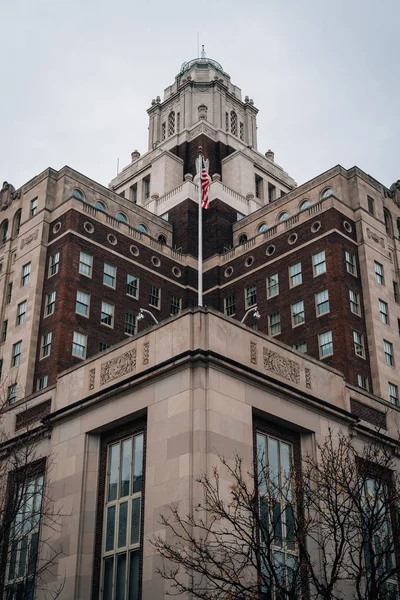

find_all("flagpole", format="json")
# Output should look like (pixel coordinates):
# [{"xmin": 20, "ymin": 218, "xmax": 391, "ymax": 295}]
[{"xmin": 198, "ymin": 146, "xmax": 203, "ymax": 307}]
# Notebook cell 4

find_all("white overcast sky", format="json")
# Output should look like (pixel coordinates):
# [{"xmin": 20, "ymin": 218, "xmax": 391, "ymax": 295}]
[{"xmin": 1, "ymin": 0, "xmax": 399, "ymax": 191}]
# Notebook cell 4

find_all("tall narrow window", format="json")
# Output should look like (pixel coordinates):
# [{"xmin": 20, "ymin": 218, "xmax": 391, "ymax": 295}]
[
  {"xmin": 79, "ymin": 251, "xmax": 93, "ymax": 277},
  {"xmin": 230, "ymin": 111, "xmax": 237, "ymax": 136},
  {"xmin": 170, "ymin": 295, "xmax": 182, "ymax": 316},
  {"xmin": 239, "ymin": 122, "xmax": 244, "ymax": 140},
  {"xmin": 367, "ymin": 196, "xmax": 375, "ymax": 215},
  {"xmin": 291, "ymin": 301, "xmax": 305, "ymax": 326},
  {"xmin": 48, "ymin": 252, "xmax": 60, "ymax": 277},
  {"xmin": 269, "ymin": 312, "xmax": 281, "ymax": 336},
  {"xmin": 30, "ymin": 198, "xmax": 38, "ymax": 217},
  {"xmin": 126, "ymin": 275, "xmax": 139, "ymax": 298},
  {"xmin": 130, "ymin": 184, "xmax": 137, "ymax": 204},
  {"xmin": 104, "ymin": 263, "xmax": 116, "ymax": 288},
  {"xmin": 12, "ymin": 341, "xmax": 22, "ymax": 367},
  {"xmin": 349, "ymin": 290, "xmax": 360, "ymax": 315},
  {"xmin": 101, "ymin": 302, "xmax": 114, "ymax": 327},
  {"xmin": 8, "ymin": 384, "xmax": 17, "ymax": 404},
  {"xmin": 143, "ymin": 176, "xmax": 150, "ymax": 200},
  {"xmin": 393, "ymin": 281, "xmax": 399, "ymax": 303},
  {"xmin": 168, "ymin": 111, "xmax": 175, "ymax": 136},
  {"xmin": 1, "ymin": 220, "xmax": 8, "ymax": 244},
  {"xmin": 17, "ymin": 301, "xmax": 27, "ymax": 325},
  {"xmin": 21, "ymin": 263, "xmax": 31, "ymax": 286},
  {"xmin": 225, "ymin": 112, "xmax": 229, "ymax": 132},
  {"xmin": 37, "ymin": 375, "xmax": 49, "ymax": 391},
  {"xmin": 316, "ymin": 290, "xmax": 330, "ymax": 315},
  {"xmin": 125, "ymin": 313, "xmax": 136, "ymax": 335},
  {"xmin": 374, "ymin": 262, "xmax": 384, "ymax": 285},
  {"xmin": 41, "ymin": 332, "xmax": 52, "ymax": 358},
  {"xmin": 101, "ymin": 433, "xmax": 144, "ymax": 600},
  {"xmin": 245, "ymin": 285, "xmax": 257, "ymax": 308},
  {"xmin": 13, "ymin": 210, "xmax": 22, "ymax": 236},
  {"xmin": 255, "ymin": 175, "xmax": 263, "ymax": 200},
  {"xmin": 379, "ymin": 300, "xmax": 389, "ymax": 325},
  {"xmin": 267, "ymin": 274, "xmax": 279, "ymax": 298},
  {"xmin": 384, "ymin": 340, "xmax": 394, "ymax": 366},
  {"xmin": 389, "ymin": 383, "xmax": 398, "ymax": 405},
  {"xmin": 353, "ymin": 331, "xmax": 365, "ymax": 358},
  {"xmin": 72, "ymin": 331, "xmax": 87, "ymax": 358},
  {"xmin": 224, "ymin": 295, "xmax": 235, "ymax": 317},
  {"xmin": 2, "ymin": 320, "xmax": 8, "ymax": 343},
  {"xmin": 76, "ymin": 290, "xmax": 90, "ymax": 317},
  {"xmin": 319, "ymin": 331, "xmax": 333, "ymax": 357},
  {"xmin": 176, "ymin": 112, "xmax": 180, "ymax": 133},
  {"xmin": 161, "ymin": 122, "xmax": 166, "ymax": 141},
  {"xmin": 149, "ymin": 285, "xmax": 160, "ymax": 309},
  {"xmin": 6, "ymin": 282, "xmax": 13, "ymax": 304},
  {"xmin": 289, "ymin": 263, "xmax": 302, "ymax": 287},
  {"xmin": 45, "ymin": 291, "xmax": 56, "ymax": 316},
  {"xmin": 312, "ymin": 250, "xmax": 326, "ymax": 276},
  {"xmin": 345, "ymin": 251, "xmax": 356, "ymax": 276}
]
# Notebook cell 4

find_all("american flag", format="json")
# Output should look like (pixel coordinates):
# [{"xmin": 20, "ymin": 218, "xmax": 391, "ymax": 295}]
[{"xmin": 201, "ymin": 157, "xmax": 210, "ymax": 209}]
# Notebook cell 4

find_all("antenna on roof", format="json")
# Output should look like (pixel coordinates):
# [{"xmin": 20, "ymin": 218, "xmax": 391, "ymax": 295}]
[
  {"xmin": 197, "ymin": 32, "xmax": 199, "ymax": 58},
  {"xmin": 117, "ymin": 158, "xmax": 119, "ymax": 175},
  {"xmin": 201, "ymin": 44, "xmax": 206, "ymax": 59}
]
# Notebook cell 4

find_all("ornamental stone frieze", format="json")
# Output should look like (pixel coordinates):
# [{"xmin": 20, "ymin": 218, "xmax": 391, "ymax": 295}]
[
  {"xmin": 263, "ymin": 348, "xmax": 300, "ymax": 385},
  {"xmin": 100, "ymin": 349, "xmax": 137, "ymax": 386}
]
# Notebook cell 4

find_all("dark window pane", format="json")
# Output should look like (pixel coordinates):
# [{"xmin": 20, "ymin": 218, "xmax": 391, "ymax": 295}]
[
  {"xmin": 133, "ymin": 435, "xmax": 143, "ymax": 494},
  {"xmin": 106, "ymin": 506, "xmax": 116, "ymax": 552},
  {"xmin": 116, "ymin": 553, "xmax": 127, "ymax": 600},
  {"xmin": 118, "ymin": 502, "xmax": 128, "ymax": 548},
  {"xmin": 108, "ymin": 444, "xmax": 119, "ymax": 501},
  {"xmin": 120, "ymin": 439, "xmax": 132, "ymax": 498},
  {"xmin": 131, "ymin": 498, "xmax": 141, "ymax": 545},
  {"xmin": 129, "ymin": 551, "xmax": 140, "ymax": 600},
  {"xmin": 103, "ymin": 557, "xmax": 114, "ymax": 600},
  {"xmin": 28, "ymin": 532, "xmax": 39, "ymax": 575}
]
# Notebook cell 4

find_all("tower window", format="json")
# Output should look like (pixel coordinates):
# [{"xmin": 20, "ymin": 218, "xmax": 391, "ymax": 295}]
[
  {"xmin": 161, "ymin": 122, "xmax": 166, "ymax": 141},
  {"xmin": 225, "ymin": 112, "xmax": 229, "ymax": 132},
  {"xmin": 255, "ymin": 175, "xmax": 263, "ymax": 200},
  {"xmin": 168, "ymin": 111, "xmax": 175, "ymax": 136},
  {"xmin": 230, "ymin": 111, "xmax": 237, "ymax": 136},
  {"xmin": 143, "ymin": 177, "xmax": 151, "ymax": 200},
  {"xmin": 239, "ymin": 122, "xmax": 244, "ymax": 141}
]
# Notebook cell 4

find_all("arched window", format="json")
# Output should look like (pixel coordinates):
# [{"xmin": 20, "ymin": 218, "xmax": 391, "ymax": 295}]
[
  {"xmin": 299, "ymin": 200, "xmax": 310, "ymax": 212},
  {"xmin": 0, "ymin": 220, "xmax": 8, "ymax": 244},
  {"xmin": 230, "ymin": 111, "xmax": 237, "ymax": 136},
  {"xmin": 72, "ymin": 189, "xmax": 84, "ymax": 200},
  {"xmin": 257, "ymin": 223, "xmax": 268, "ymax": 233},
  {"xmin": 95, "ymin": 201, "xmax": 106, "ymax": 212},
  {"xmin": 137, "ymin": 224, "xmax": 148, "ymax": 234},
  {"xmin": 384, "ymin": 208, "xmax": 393, "ymax": 236},
  {"xmin": 278, "ymin": 212, "xmax": 289, "ymax": 223},
  {"xmin": 116, "ymin": 212, "xmax": 128, "ymax": 224},
  {"xmin": 238, "ymin": 233, "xmax": 247, "ymax": 245},
  {"xmin": 168, "ymin": 112, "xmax": 175, "ymax": 137},
  {"xmin": 13, "ymin": 209, "xmax": 22, "ymax": 237},
  {"xmin": 158, "ymin": 234, "xmax": 167, "ymax": 245},
  {"xmin": 397, "ymin": 218, "xmax": 400, "ymax": 240},
  {"xmin": 321, "ymin": 188, "xmax": 333, "ymax": 200}
]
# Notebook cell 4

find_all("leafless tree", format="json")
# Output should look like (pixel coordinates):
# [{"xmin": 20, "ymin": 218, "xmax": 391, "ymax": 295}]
[{"xmin": 152, "ymin": 427, "xmax": 400, "ymax": 600}]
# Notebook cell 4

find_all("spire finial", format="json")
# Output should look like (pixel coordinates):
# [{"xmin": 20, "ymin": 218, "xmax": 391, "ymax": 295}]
[{"xmin": 201, "ymin": 45, "xmax": 206, "ymax": 59}]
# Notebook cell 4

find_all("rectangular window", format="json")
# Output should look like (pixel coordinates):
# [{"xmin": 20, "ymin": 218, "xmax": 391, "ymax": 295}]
[
  {"xmin": 41, "ymin": 332, "xmax": 52, "ymax": 358},
  {"xmin": 76, "ymin": 290, "xmax": 90, "ymax": 317},
  {"xmin": 2, "ymin": 319, "xmax": 8, "ymax": 343},
  {"xmin": 99, "ymin": 342, "xmax": 110, "ymax": 352},
  {"xmin": 393, "ymin": 281, "xmax": 399, "ymax": 303},
  {"xmin": 289, "ymin": 262, "xmax": 302, "ymax": 287},
  {"xmin": 316, "ymin": 289, "xmax": 330, "ymax": 315},
  {"xmin": 375, "ymin": 261, "xmax": 384, "ymax": 285},
  {"xmin": 384, "ymin": 340, "xmax": 394, "ymax": 366},
  {"xmin": 268, "ymin": 182, "xmax": 276, "ymax": 203},
  {"xmin": 45, "ymin": 291, "xmax": 56, "ymax": 316},
  {"xmin": 267, "ymin": 274, "xmax": 279, "ymax": 298},
  {"xmin": 170, "ymin": 295, "xmax": 182, "ymax": 316},
  {"xmin": 12, "ymin": 341, "xmax": 22, "ymax": 367},
  {"xmin": 245, "ymin": 285, "xmax": 257, "ymax": 308},
  {"xmin": 48, "ymin": 252, "xmax": 60, "ymax": 277},
  {"xmin": 130, "ymin": 184, "xmax": 137, "ymax": 204},
  {"xmin": 144, "ymin": 176, "xmax": 151, "ymax": 199},
  {"xmin": 79, "ymin": 251, "xmax": 93, "ymax": 277},
  {"xmin": 72, "ymin": 331, "xmax": 87, "ymax": 358},
  {"xmin": 6, "ymin": 282, "xmax": 12, "ymax": 304},
  {"xmin": 149, "ymin": 285, "xmax": 160, "ymax": 309},
  {"xmin": 353, "ymin": 331, "xmax": 365, "ymax": 358},
  {"xmin": 17, "ymin": 301, "xmax": 27, "ymax": 326},
  {"xmin": 125, "ymin": 312, "xmax": 136, "ymax": 335},
  {"xmin": 357, "ymin": 374, "xmax": 369, "ymax": 391},
  {"xmin": 269, "ymin": 312, "xmax": 281, "ymax": 336},
  {"xmin": 104, "ymin": 263, "xmax": 116, "ymax": 288},
  {"xmin": 101, "ymin": 433, "xmax": 144, "ymax": 600},
  {"xmin": 5, "ymin": 471, "xmax": 44, "ymax": 594},
  {"xmin": 379, "ymin": 300, "xmax": 389, "ymax": 325},
  {"xmin": 319, "ymin": 330, "xmax": 333, "ymax": 357},
  {"xmin": 255, "ymin": 175, "xmax": 263, "ymax": 200},
  {"xmin": 30, "ymin": 197, "xmax": 38, "ymax": 216},
  {"xmin": 37, "ymin": 375, "xmax": 49, "ymax": 391},
  {"xmin": 291, "ymin": 301, "xmax": 305, "ymax": 326},
  {"xmin": 349, "ymin": 289, "xmax": 360, "ymax": 315},
  {"xmin": 295, "ymin": 341, "xmax": 307, "ymax": 353},
  {"xmin": 389, "ymin": 383, "xmax": 398, "ymax": 405},
  {"xmin": 345, "ymin": 251, "xmax": 356, "ymax": 276},
  {"xmin": 312, "ymin": 250, "xmax": 326, "ymax": 276},
  {"xmin": 101, "ymin": 301, "xmax": 114, "ymax": 327},
  {"xmin": 126, "ymin": 275, "xmax": 138, "ymax": 298},
  {"xmin": 21, "ymin": 262, "xmax": 31, "ymax": 286},
  {"xmin": 8, "ymin": 384, "xmax": 17, "ymax": 404},
  {"xmin": 224, "ymin": 294, "xmax": 235, "ymax": 317},
  {"xmin": 367, "ymin": 196, "xmax": 375, "ymax": 215}
]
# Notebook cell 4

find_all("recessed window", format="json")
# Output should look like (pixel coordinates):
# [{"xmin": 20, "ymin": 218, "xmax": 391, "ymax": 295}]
[
  {"xmin": 345, "ymin": 251, "xmax": 357, "ymax": 276},
  {"xmin": 76, "ymin": 290, "xmax": 90, "ymax": 317},
  {"xmin": 245, "ymin": 256, "xmax": 254, "ymax": 267},
  {"xmin": 99, "ymin": 342, "xmax": 110, "ymax": 352},
  {"xmin": 151, "ymin": 256, "xmax": 161, "ymax": 267},
  {"xmin": 116, "ymin": 212, "xmax": 128, "ymax": 224},
  {"xmin": 238, "ymin": 233, "xmax": 248, "ymax": 245},
  {"xmin": 12, "ymin": 341, "xmax": 22, "ymax": 367},
  {"xmin": 170, "ymin": 295, "xmax": 182, "ymax": 316},
  {"xmin": 37, "ymin": 375, "xmax": 49, "ymax": 391},
  {"xmin": 41, "ymin": 332, "xmax": 52, "ymax": 358},
  {"xmin": 257, "ymin": 223, "xmax": 268, "ymax": 233},
  {"xmin": 143, "ymin": 176, "xmax": 151, "ymax": 200},
  {"xmin": 125, "ymin": 312, "xmax": 136, "ymax": 335},
  {"xmin": 268, "ymin": 183, "xmax": 276, "ymax": 203},
  {"xmin": 349, "ymin": 290, "xmax": 360, "ymax": 315},
  {"xmin": 49, "ymin": 252, "xmax": 60, "ymax": 277},
  {"xmin": 17, "ymin": 301, "xmax": 27, "ymax": 326},
  {"xmin": 104, "ymin": 263, "xmax": 116, "ymax": 288},
  {"xmin": 268, "ymin": 312, "xmax": 281, "ymax": 336},
  {"xmin": 357, "ymin": 374, "xmax": 369, "ymax": 391},
  {"xmin": 278, "ymin": 211, "xmax": 289, "ymax": 223},
  {"xmin": 291, "ymin": 301, "xmax": 305, "ymax": 326},
  {"xmin": 384, "ymin": 340, "xmax": 394, "ymax": 366},
  {"xmin": 72, "ymin": 189, "xmax": 84, "ymax": 200},
  {"xmin": 374, "ymin": 262, "xmax": 384, "ymax": 285},
  {"xmin": 389, "ymin": 382, "xmax": 399, "ymax": 405},
  {"xmin": 137, "ymin": 224, "xmax": 148, "ymax": 234},
  {"xmin": 384, "ymin": 208, "xmax": 393, "ymax": 236},
  {"xmin": 0, "ymin": 220, "xmax": 8, "ymax": 244},
  {"xmin": 321, "ymin": 187, "xmax": 333, "ymax": 199},
  {"xmin": 367, "ymin": 196, "xmax": 375, "ymax": 215},
  {"xmin": 245, "ymin": 285, "xmax": 257, "ymax": 308},
  {"xmin": 72, "ymin": 331, "xmax": 87, "ymax": 359},
  {"xmin": 316, "ymin": 289, "xmax": 330, "ymax": 316},
  {"xmin": 130, "ymin": 184, "xmax": 137, "ymax": 204},
  {"xmin": 289, "ymin": 262, "xmax": 302, "ymax": 287},
  {"xmin": 255, "ymin": 175, "xmax": 263, "ymax": 200},
  {"xmin": 224, "ymin": 294, "xmax": 235, "ymax": 317},
  {"xmin": 353, "ymin": 331, "xmax": 365, "ymax": 358},
  {"xmin": 267, "ymin": 274, "xmax": 279, "ymax": 298},
  {"xmin": 8, "ymin": 384, "xmax": 17, "ymax": 404},
  {"xmin": 393, "ymin": 281, "xmax": 399, "ymax": 303},
  {"xmin": 6, "ymin": 282, "xmax": 12, "ymax": 305},
  {"xmin": 127, "ymin": 274, "xmax": 138, "ymax": 298},
  {"xmin": 21, "ymin": 262, "xmax": 31, "ymax": 286},
  {"xmin": 2, "ymin": 320, "xmax": 8, "ymax": 343},
  {"xmin": 149, "ymin": 285, "xmax": 160, "ymax": 309},
  {"xmin": 379, "ymin": 300, "xmax": 389, "ymax": 325},
  {"xmin": 319, "ymin": 330, "xmax": 333, "ymax": 358},
  {"xmin": 79, "ymin": 251, "xmax": 93, "ymax": 277},
  {"xmin": 101, "ymin": 301, "xmax": 114, "ymax": 327},
  {"xmin": 13, "ymin": 209, "xmax": 22, "ymax": 237},
  {"xmin": 299, "ymin": 200, "xmax": 310, "ymax": 212},
  {"xmin": 266, "ymin": 244, "xmax": 275, "ymax": 256},
  {"xmin": 107, "ymin": 233, "xmax": 117, "ymax": 245},
  {"xmin": 312, "ymin": 250, "xmax": 326, "ymax": 276},
  {"xmin": 95, "ymin": 201, "xmax": 106, "ymax": 212},
  {"xmin": 295, "ymin": 341, "xmax": 307, "ymax": 353},
  {"xmin": 30, "ymin": 198, "xmax": 38, "ymax": 217},
  {"xmin": 84, "ymin": 221, "xmax": 95, "ymax": 234},
  {"xmin": 158, "ymin": 234, "xmax": 167, "ymax": 245}
]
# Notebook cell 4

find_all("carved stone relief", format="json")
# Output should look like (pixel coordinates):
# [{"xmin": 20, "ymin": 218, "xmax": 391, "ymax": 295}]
[
  {"xmin": 366, "ymin": 228, "xmax": 385, "ymax": 248},
  {"xmin": 20, "ymin": 229, "xmax": 38, "ymax": 249},
  {"xmin": 100, "ymin": 349, "xmax": 137, "ymax": 386},
  {"xmin": 88, "ymin": 368, "xmax": 95, "ymax": 391},
  {"xmin": 305, "ymin": 368, "xmax": 312, "ymax": 390},
  {"xmin": 250, "ymin": 341, "xmax": 257, "ymax": 365},
  {"xmin": 263, "ymin": 348, "xmax": 300, "ymax": 384},
  {"xmin": 143, "ymin": 342, "xmax": 150, "ymax": 366}
]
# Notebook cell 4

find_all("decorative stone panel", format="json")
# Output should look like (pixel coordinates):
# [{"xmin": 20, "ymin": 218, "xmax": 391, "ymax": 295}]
[
  {"xmin": 100, "ymin": 349, "xmax": 137, "ymax": 386},
  {"xmin": 263, "ymin": 348, "xmax": 300, "ymax": 384}
]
